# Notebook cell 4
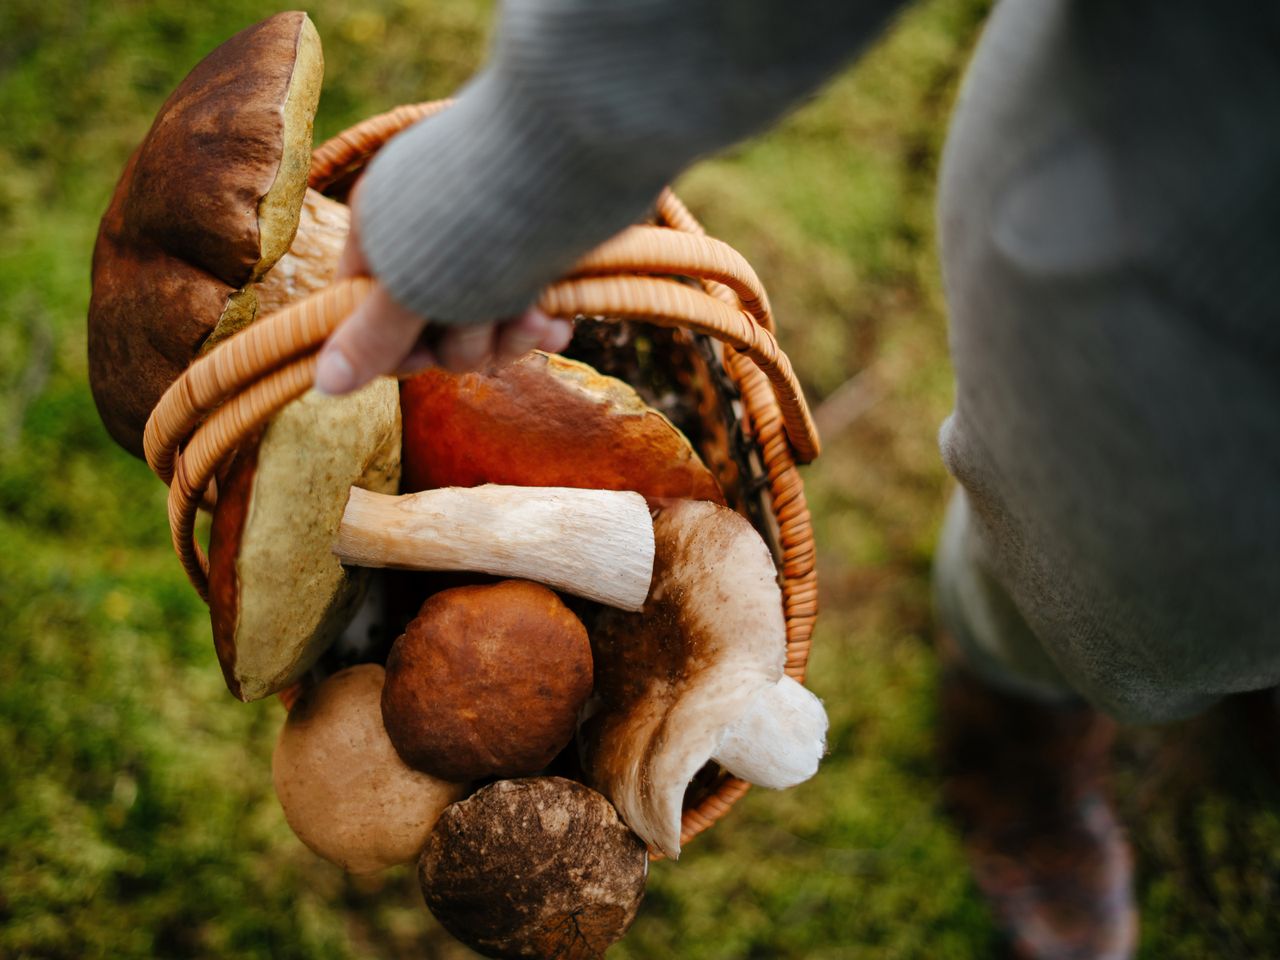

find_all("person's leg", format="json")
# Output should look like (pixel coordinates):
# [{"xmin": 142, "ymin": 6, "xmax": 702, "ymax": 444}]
[
  {"xmin": 937, "ymin": 0, "xmax": 1280, "ymax": 720},
  {"xmin": 934, "ymin": 624, "xmax": 1133, "ymax": 960},
  {"xmin": 935, "ymin": 489, "xmax": 1074, "ymax": 703},
  {"xmin": 936, "ymin": 487, "xmax": 1136, "ymax": 960},
  {"xmin": 934, "ymin": 0, "xmax": 1280, "ymax": 954}
]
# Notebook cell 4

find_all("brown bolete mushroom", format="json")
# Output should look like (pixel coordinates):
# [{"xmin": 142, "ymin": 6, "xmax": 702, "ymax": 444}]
[
  {"xmin": 400, "ymin": 351, "xmax": 725, "ymax": 504},
  {"xmin": 111, "ymin": 20, "xmax": 653, "ymax": 703},
  {"xmin": 381, "ymin": 581, "xmax": 594, "ymax": 781},
  {"xmin": 88, "ymin": 11, "xmax": 348, "ymax": 457},
  {"xmin": 420, "ymin": 778, "xmax": 647, "ymax": 960},
  {"xmin": 208, "ymin": 387, "xmax": 653, "ymax": 702},
  {"xmin": 272, "ymin": 663, "xmax": 466, "ymax": 875},
  {"xmin": 581, "ymin": 499, "xmax": 828, "ymax": 858}
]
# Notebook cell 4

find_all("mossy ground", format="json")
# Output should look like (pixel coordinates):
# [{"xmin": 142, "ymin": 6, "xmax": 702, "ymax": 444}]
[{"xmin": 2, "ymin": 2, "xmax": 1277, "ymax": 957}]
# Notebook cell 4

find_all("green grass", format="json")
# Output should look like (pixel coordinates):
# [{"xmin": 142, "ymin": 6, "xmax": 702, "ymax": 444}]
[{"xmin": 2, "ymin": 1, "xmax": 1278, "ymax": 957}]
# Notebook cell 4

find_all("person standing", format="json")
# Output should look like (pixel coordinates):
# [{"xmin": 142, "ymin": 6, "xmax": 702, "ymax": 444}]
[{"xmin": 315, "ymin": 2, "xmax": 1280, "ymax": 957}]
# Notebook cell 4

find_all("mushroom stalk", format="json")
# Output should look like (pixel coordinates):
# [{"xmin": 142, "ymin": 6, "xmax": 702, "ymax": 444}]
[
  {"xmin": 581, "ymin": 500, "xmax": 830, "ymax": 857},
  {"xmin": 251, "ymin": 188, "xmax": 349, "ymax": 317},
  {"xmin": 335, "ymin": 485, "xmax": 655, "ymax": 611},
  {"xmin": 711, "ymin": 675, "xmax": 827, "ymax": 789}
]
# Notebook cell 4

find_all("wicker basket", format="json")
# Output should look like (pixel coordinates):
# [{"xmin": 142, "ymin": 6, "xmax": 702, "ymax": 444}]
[{"xmin": 143, "ymin": 102, "xmax": 821, "ymax": 853}]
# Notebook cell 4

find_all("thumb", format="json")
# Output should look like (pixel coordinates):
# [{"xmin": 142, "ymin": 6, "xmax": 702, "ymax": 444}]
[{"xmin": 315, "ymin": 283, "xmax": 427, "ymax": 395}]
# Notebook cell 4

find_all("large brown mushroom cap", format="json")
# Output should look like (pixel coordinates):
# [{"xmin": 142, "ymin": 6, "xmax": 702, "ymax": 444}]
[
  {"xmin": 88, "ymin": 11, "xmax": 323, "ymax": 456},
  {"xmin": 208, "ymin": 379, "xmax": 401, "ymax": 702},
  {"xmin": 420, "ymin": 778, "xmax": 647, "ymax": 959},
  {"xmin": 400, "ymin": 352, "xmax": 725, "ymax": 504},
  {"xmin": 272, "ymin": 664, "xmax": 466, "ymax": 875},
  {"xmin": 382, "ymin": 581, "xmax": 593, "ymax": 781}
]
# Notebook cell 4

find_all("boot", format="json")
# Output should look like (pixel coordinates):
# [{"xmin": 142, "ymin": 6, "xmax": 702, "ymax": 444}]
[{"xmin": 937, "ymin": 635, "xmax": 1138, "ymax": 959}]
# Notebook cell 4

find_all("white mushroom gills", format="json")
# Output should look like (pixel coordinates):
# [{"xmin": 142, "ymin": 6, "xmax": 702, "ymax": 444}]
[
  {"xmin": 712, "ymin": 675, "xmax": 828, "ymax": 788},
  {"xmin": 334, "ymin": 485, "xmax": 655, "ymax": 611},
  {"xmin": 582, "ymin": 500, "xmax": 832, "ymax": 858}
]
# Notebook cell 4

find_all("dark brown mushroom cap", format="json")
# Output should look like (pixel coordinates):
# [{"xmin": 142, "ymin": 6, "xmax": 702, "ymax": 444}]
[
  {"xmin": 88, "ymin": 11, "xmax": 323, "ymax": 455},
  {"xmin": 381, "ymin": 581, "xmax": 593, "ymax": 781},
  {"xmin": 419, "ymin": 778, "xmax": 647, "ymax": 960}
]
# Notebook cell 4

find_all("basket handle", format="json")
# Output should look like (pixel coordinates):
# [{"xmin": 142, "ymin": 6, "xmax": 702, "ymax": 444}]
[
  {"xmin": 306, "ymin": 100, "xmax": 816, "ymax": 459},
  {"xmin": 144, "ymin": 102, "xmax": 821, "ymax": 601}
]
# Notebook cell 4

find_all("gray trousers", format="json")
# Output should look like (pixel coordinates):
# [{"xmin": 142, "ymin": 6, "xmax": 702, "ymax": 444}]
[{"xmin": 932, "ymin": 0, "xmax": 1280, "ymax": 724}]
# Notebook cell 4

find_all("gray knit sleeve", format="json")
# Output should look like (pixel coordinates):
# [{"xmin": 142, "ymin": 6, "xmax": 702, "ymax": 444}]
[{"xmin": 357, "ymin": 0, "xmax": 906, "ymax": 324}]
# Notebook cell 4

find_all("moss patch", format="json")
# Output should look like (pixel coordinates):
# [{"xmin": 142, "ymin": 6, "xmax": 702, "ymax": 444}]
[{"xmin": 2, "ymin": 0, "xmax": 1277, "ymax": 957}]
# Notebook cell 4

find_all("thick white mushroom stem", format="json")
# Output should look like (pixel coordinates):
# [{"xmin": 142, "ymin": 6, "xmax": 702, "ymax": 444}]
[
  {"xmin": 334, "ymin": 485, "xmax": 655, "ymax": 611},
  {"xmin": 712, "ymin": 676, "xmax": 828, "ymax": 788}
]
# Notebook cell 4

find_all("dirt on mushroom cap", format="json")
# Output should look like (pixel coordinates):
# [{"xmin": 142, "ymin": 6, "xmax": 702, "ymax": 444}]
[{"xmin": 419, "ymin": 778, "xmax": 647, "ymax": 960}]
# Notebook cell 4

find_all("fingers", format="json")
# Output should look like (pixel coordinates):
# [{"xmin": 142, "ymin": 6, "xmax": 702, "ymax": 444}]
[
  {"xmin": 393, "ymin": 338, "xmax": 438, "ymax": 378},
  {"xmin": 394, "ymin": 310, "xmax": 573, "ymax": 377},
  {"xmin": 436, "ymin": 323, "xmax": 498, "ymax": 373},
  {"xmin": 315, "ymin": 285, "xmax": 425, "ymax": 395},
  {"xmin": 493, "ymin": 309, "xmax": 575, "ymax": 363},
  {"xmin": 317, "ymin": 294, "xmax": 574, "ymax": 394},
  {"xmin": 336, "ymin": 230, "xmax": 369, "ymax": 280},
  {"xmin": 317, "ymin": 177, "xmax": 574, "ymax": 393},
  {"xmin": 537, "ymin": 316, "xmax": 575, "ymax": 354}
]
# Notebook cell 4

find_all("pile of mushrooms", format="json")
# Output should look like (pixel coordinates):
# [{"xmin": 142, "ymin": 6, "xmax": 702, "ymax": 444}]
[
  {"xmin": 87, "ymin": 13, "xmax": 828, "ymax": 959},
  {"xmin": 402, "ymin": 360, "xmax": 829, "ymax": 865}
]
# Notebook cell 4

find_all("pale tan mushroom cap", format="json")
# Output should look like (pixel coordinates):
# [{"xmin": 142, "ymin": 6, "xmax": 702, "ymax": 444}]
[
  {"xmin": 582, "ymin": 499, "xmax": 786, "ymax": 858},
  {"xmin": 272, "ymin": 664, "xmax": 466, "ymax": 875},
  {"xmin": 209, "ymin": 378, "xmax": 401, "ymax": 701}
]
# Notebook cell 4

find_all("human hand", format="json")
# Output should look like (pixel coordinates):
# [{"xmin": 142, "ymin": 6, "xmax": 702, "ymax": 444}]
[{"xmin": 314, "ymin": 181, "xmax": 574, "ymax": 395}]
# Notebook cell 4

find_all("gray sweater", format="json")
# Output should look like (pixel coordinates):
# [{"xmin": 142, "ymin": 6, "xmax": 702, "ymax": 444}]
[
  {"xmin": 360, "ymin": 0, "xmax": 1280, "ymax": 724},
  {"xmin": 359, "ymin": 0, "xmax": 904, "ymax": 324}
]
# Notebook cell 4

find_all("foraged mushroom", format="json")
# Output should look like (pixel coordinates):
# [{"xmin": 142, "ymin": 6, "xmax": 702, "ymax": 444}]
[
  {"xmin": 249, "ymin": 186, "xmax": 349, "ymax": 320},
  {"xmin": 400, "ymin": 351, "xmax": 725, "ymax": 504},
  {"xmin": 381, "ymin": 581, "xmax": 593, "ymax": 781},
  {"xmin": 581, "ymin": 499, "xmax": 828, "ymax": 858},
  {"xmin": 208, "ymin": 389, "xmax": 653, "ymax": 702},
  {"xmin": 272, "ymin": 663, "xmax": 465, "ymax": 875},
  {"xmin": 420, "ymin": 778, "xmax": 647, "ymax": 960},
  {"xmin": 207, "ymin": 380, "xmax": 398, "ymax": 702},
  {"xmin": 88, "ymin": 11, "xmax": 340, "ymax": 457}
]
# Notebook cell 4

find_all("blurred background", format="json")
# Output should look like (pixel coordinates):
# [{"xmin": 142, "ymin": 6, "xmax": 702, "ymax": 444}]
[{"xmin": 2, "ymin": 1, "xmax": 1278, "ymax": 957}]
